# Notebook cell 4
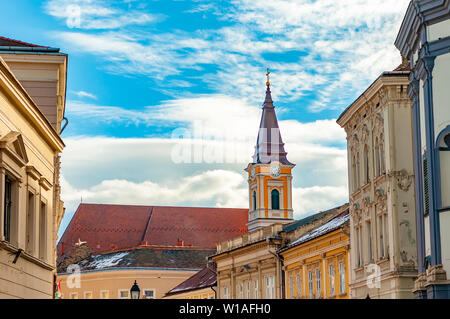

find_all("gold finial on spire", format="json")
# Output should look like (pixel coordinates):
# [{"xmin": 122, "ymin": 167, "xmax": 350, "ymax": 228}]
[{"xmin": 266, "ymin": 68, "xmax": 270, "ymax": 87}]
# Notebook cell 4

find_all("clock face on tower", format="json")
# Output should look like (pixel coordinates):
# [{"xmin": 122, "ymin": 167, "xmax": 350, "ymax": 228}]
[{"xmin": 270, "ymin": 162, "xmax": 281, "ymax": 178}]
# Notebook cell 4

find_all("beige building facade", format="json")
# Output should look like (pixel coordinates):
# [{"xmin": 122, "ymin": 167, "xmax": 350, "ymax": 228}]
[
  {"xmin": 337, "ymin": 63, "xmax": 418, "ymax": 298},
  {"xmin": 212, "ymin": 224, "xmax": 284, "ymax": 299},
  {"xmin": 0, "ymin": 37, "xmax": 67, "ymax": 298},
  {"xmin": 58, "ymin": 268, "xmax": 198, "ymax": 299}
]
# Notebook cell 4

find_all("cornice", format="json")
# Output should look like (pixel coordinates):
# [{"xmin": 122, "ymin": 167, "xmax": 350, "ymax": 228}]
[
  {"xmin": 395, "ymin": 0, "xmax": 450, "ymax": 59},
  {"xmin": 0, "ymin": 57, "xmax": 64, "ymax": 152},
  {"xmin": 337, "ymin": 74, "xmax": 410, "ymax": 127}
]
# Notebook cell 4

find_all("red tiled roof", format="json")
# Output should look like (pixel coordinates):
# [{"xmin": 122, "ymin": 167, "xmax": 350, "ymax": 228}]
[
  {"xmin": 165, "ymin": 262, "xmax": 217, "ymax": 296},
  {"xmin": 58, "ymin": 203, "xmax": 248, "ymax": 257},
  {"xmin": 0, "ymin": 36, "xmax": 49, "ymax": 48}
]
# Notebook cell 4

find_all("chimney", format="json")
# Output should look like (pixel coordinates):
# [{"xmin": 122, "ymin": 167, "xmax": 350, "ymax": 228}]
[{"xmin": 176, "ymin": 238, "xmax": 184, "ymax": 247}]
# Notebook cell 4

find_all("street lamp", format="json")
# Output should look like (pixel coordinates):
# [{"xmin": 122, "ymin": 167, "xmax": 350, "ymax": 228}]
[{"xmin": 130, "ymin": 280, "xmax": 141, "ymax": 299}]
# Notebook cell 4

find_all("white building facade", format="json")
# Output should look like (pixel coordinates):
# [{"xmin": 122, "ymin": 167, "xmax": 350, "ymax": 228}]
[
  {"xmin": 337, "ymin": 65, "xmax": 418, "ymax": 298},
  {"xmin": 395, "ymin": 0, "xmax": 450, "ymax": 298}
]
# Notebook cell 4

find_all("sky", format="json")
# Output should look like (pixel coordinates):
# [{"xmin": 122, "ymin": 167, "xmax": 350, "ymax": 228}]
[{"xmin": 0, "ymin": 0, "xmax": 411, "ymax": 238}]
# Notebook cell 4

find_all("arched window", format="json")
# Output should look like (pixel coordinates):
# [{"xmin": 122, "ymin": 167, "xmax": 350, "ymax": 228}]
[
  {"xmin": 379, "ymin": 134, "xmax": 385, "ymax": 174},
  {"xmin": 271, "ymin": 189, "xmax": 280, "ymax": 210},
  {"xmin": 375, "ymin": 137, "xmax": 380, "ymax": 177},
  {"xmin": 352, "ymin": 154, "xmax": 357, "ymax": 192},
  {"xmin": 364, "ymin": 145, "xmax": 370, "ymax": 184},
  {"xmin": 252, "ymin": 191, "xmax": 257, "ymax": 211},
  {"xmin": 437, "ymin": 128, "xmax": 450, "ymax": 209},
  {"xmin": 356, "ymin": 152, "xmax": 360, "ymax": 189}
]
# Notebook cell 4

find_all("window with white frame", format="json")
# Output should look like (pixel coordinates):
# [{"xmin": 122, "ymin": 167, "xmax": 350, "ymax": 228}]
[
  {"xmin": 238, "ymin": 283, "xmax": 243, "ymax": 298},
  {"xmin": 254, "ymin": 280, "xmax": 258, "ymax": 299},
  {"xmin": 339, "ymin": 262, "xmax": 346, "ymax": 295},
  {"xmin": 39, "ymin": 201, "xmax": 47, "ymax": 260},
  {"xmin": 265, "ymin": 276, "xmax": 275, "ymax": 299},
  {"xmin": 315, "ymin": 269, "xmax": 321, "ymax": 299},
  {"xmin": 100, "ymin": 290, "xmax": 109, "ymax": 299},
  {"xmin": 70, "ymin": 292, "xmax": 78, "ymax": 299},
  {"xmin": 25, "ymin": 191, "xmax": 35, "ymax": 255},
  {"xmin": 119, "ymin": 290, "xmax": 129, "ymax": 299},
  {"xmin": 84, "ymin": 291, "xmax": 93, "ymax": 299},
  {"xmin": 222, "ymin": 286, "xmax": 230, "ymax": 299},
  {"xmin": 246, "ymin": 281, "xmax": 251, "ymax": 299},
  {"xmin": 329, "ymin": 264, "xmax": 335, "ymax": 297},
  {"xmin": 289, "ymin": 275, "xmax": 294, "ymax": 299},
  {"xmin": 296, "ymin": 273, "xmax": 302, "ymax": 298},
  {"xmin": 308, "ymin": 271, "xmax": 314, "ymax": 299},
  {"xmin": 143, "ymin": 290, "xmax": 155, "ymax": 299}
]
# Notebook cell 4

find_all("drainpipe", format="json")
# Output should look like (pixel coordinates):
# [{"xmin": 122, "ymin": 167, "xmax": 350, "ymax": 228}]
[
  {"xmin": 267, "ymin": 238, "xmax": 285, "ymax": 299},
  {"xmin": 210, "ymin": 285, "xmax": 217, "ymax": 299}
]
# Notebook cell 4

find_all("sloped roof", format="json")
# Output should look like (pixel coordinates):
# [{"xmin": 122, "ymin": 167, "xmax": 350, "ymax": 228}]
[
  {"xmin": 57, "ymin": 246, "xmax": 215, "ymax": 274},
  {"xmin": 0, "ymin": 36, "xmax": 49, "ymax": 48},
  {"xmin": 57, "ymin": 203, "xmax": 248, "ymax": 257},
  {"xmin": 281, "ymin": 211, "xmax": 350, "ymax": 252},
  {"xmin": 252, "ymin": 84, "xmax": 292, "ymax": 165},
  {"xmin": 165, "ymin": 262, "xmax": 217, "ymax": 296},
  {"xmin": 282, "ymin": 203, "xmax": 347, "ymax": 233}
]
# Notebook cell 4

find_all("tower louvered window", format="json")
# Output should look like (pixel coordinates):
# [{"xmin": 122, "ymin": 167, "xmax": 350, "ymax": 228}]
[{"xmin": 271, "ymin": 189, "xmax": 280, "ymax": 210}]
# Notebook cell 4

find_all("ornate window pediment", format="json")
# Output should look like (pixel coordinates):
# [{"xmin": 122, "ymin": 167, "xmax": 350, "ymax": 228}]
[{"xmin": 0, "ymin": 131, "xmax": 29, "ymax": 167}]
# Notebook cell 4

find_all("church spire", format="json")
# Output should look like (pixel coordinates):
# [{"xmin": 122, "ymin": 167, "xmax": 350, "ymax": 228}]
[{"xmin": 252, "ymin": 70, "xmax": 292, "ymax": 165}]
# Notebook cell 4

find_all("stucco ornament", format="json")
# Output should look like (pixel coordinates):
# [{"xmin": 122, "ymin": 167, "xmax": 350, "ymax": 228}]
[{"xmin": 391, "ymin": 169, "xmax": 413, "ymax": 192}]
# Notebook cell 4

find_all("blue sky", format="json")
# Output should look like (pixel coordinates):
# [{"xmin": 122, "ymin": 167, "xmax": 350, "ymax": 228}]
[{"xmin": 1, "ymin": 0, "xmax": 410, "ymax": 237}]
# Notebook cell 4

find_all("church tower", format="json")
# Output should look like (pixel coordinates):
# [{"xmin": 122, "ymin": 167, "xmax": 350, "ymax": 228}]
[{"xmin": 245, "ymin": 70, "xmax": 295, "ymax": 232}]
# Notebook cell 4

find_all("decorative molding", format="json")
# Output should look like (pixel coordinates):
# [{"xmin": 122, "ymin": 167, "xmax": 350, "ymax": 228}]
[{"xmin": 390, "ymin": 169, "xmax": 414, "ymax": 192}]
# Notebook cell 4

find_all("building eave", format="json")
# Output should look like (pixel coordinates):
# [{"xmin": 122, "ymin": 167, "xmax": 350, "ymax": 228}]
[{"xmin": 0, "ymin": 57, "xmax": 64, "ymax": 151}]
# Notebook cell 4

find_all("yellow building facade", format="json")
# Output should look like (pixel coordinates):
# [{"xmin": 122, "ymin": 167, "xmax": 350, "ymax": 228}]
[
  {"xmin": 0, "ymin": 37, "xmax": 67, "ymax": 298},
  {"xmin": 280, "ymin": 212, "xmax": 350, "ymax": 299}
]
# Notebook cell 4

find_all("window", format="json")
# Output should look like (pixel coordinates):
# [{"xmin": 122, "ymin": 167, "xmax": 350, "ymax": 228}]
[
  {"xmin": 308, "ymin": 271, "xmax": 314, "ymax": 299},
  {"xmin": 3, "ymin": 175, "xmax": 12, "ymax": 242},
  {"xmin": 352, "ymin": 155, "xmax": 357, "ymax": 191},
  {"xmin": 355, "ymin": 226, "xmax": 362, "ymax": 267},
  {"xmin": 289, "ymin": 275, "xmax": 294, "ymax": 299},
  {"xmin": 143, "ymin": 290, "xmax": 154, "ymax": 299},
  {"xmin": 379, "ymin": 135, "xmax": 385, "ymax": 174},
  {"xmin": 356, "ymin": 152, "xmax": 361, "ymax": 188},
  {"xmin": 26, "ymin": 191, "xmax": 35, "ymax": 254},
  {"xmin": 238, "ymin": 283, "xmax": 243, "ymax": 299},
  {"xmin": 119, "ymin": 290, "xmax": 129, "ymax": 299},
  {"xmin": 378, "ymin": 214, "xmax": 385, "ymax": 258},
  {"xmin": 339, "ymin": 262, "xmax": 346, "ymax": 295},
  {"xmin": 375, "ymin": 137, "xmax": 380, "ymax": 177},
  {"xmin": 315, "ymin": 269, "xmax": 321, "ymax": 299},
  {"xmin": 254, "ymin": 280, "xmax": 258, "ymax": 299},
  {"xmin": 84, "ymin": 291, "xmax": 93, "ymax": 299},
  {"xmin": 265, "ymin": 276, "xmax": 275, "ymax": 299},
  {"xmin": 438, "ymin": 131, "xmax": 450, "ymax": 208},
  {"xmin": 271, "ymin": 189, "xmax": 280, "ymax": 210},
  {"xmin": 100, "ymin": 290, "xmax": 109, "ymax": 299},
  {"xmin": 70, "ymin": 293, "xmax": 78, "ymax": 299},
  {"xmin": 367, "ymin": 220, "xmax": 373, "ymax": 262},
  {"xmin": 246, "ymin": 281, "xmax": 250, "ymax": 299},
  {"xmin": 364, "ymin": 145, "xmax": 370, "ymax": 184},
  {"xmin": 39, "ymin": 202, "xmax": 47, "ymax": 260},
  {"xmin": 252, "ymin": 191, "xmax": 257, "ymax": 211},
  {"xmin": 329, "ymin": 264, "xmax": 335, "ymax": 297},
  {"xmin": 223, "ymin": 286, "xmax": 230, "ymax": 299},
  {"xmin": 296, "ymin": 274, "xmax": 302, "ymax": 298}
]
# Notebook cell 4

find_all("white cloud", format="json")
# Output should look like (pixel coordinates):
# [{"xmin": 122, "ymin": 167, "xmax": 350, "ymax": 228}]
[
  {"xmin": 74, "ymin": 90, "xmax": 97, "ymax": 100},
  {"xmin": 44, "ymin": 0, "xmax": 160, "ymax": 29},
  {"xmin": 47, "ymin": 0, "xmax": 410, "ymax": 111}
]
